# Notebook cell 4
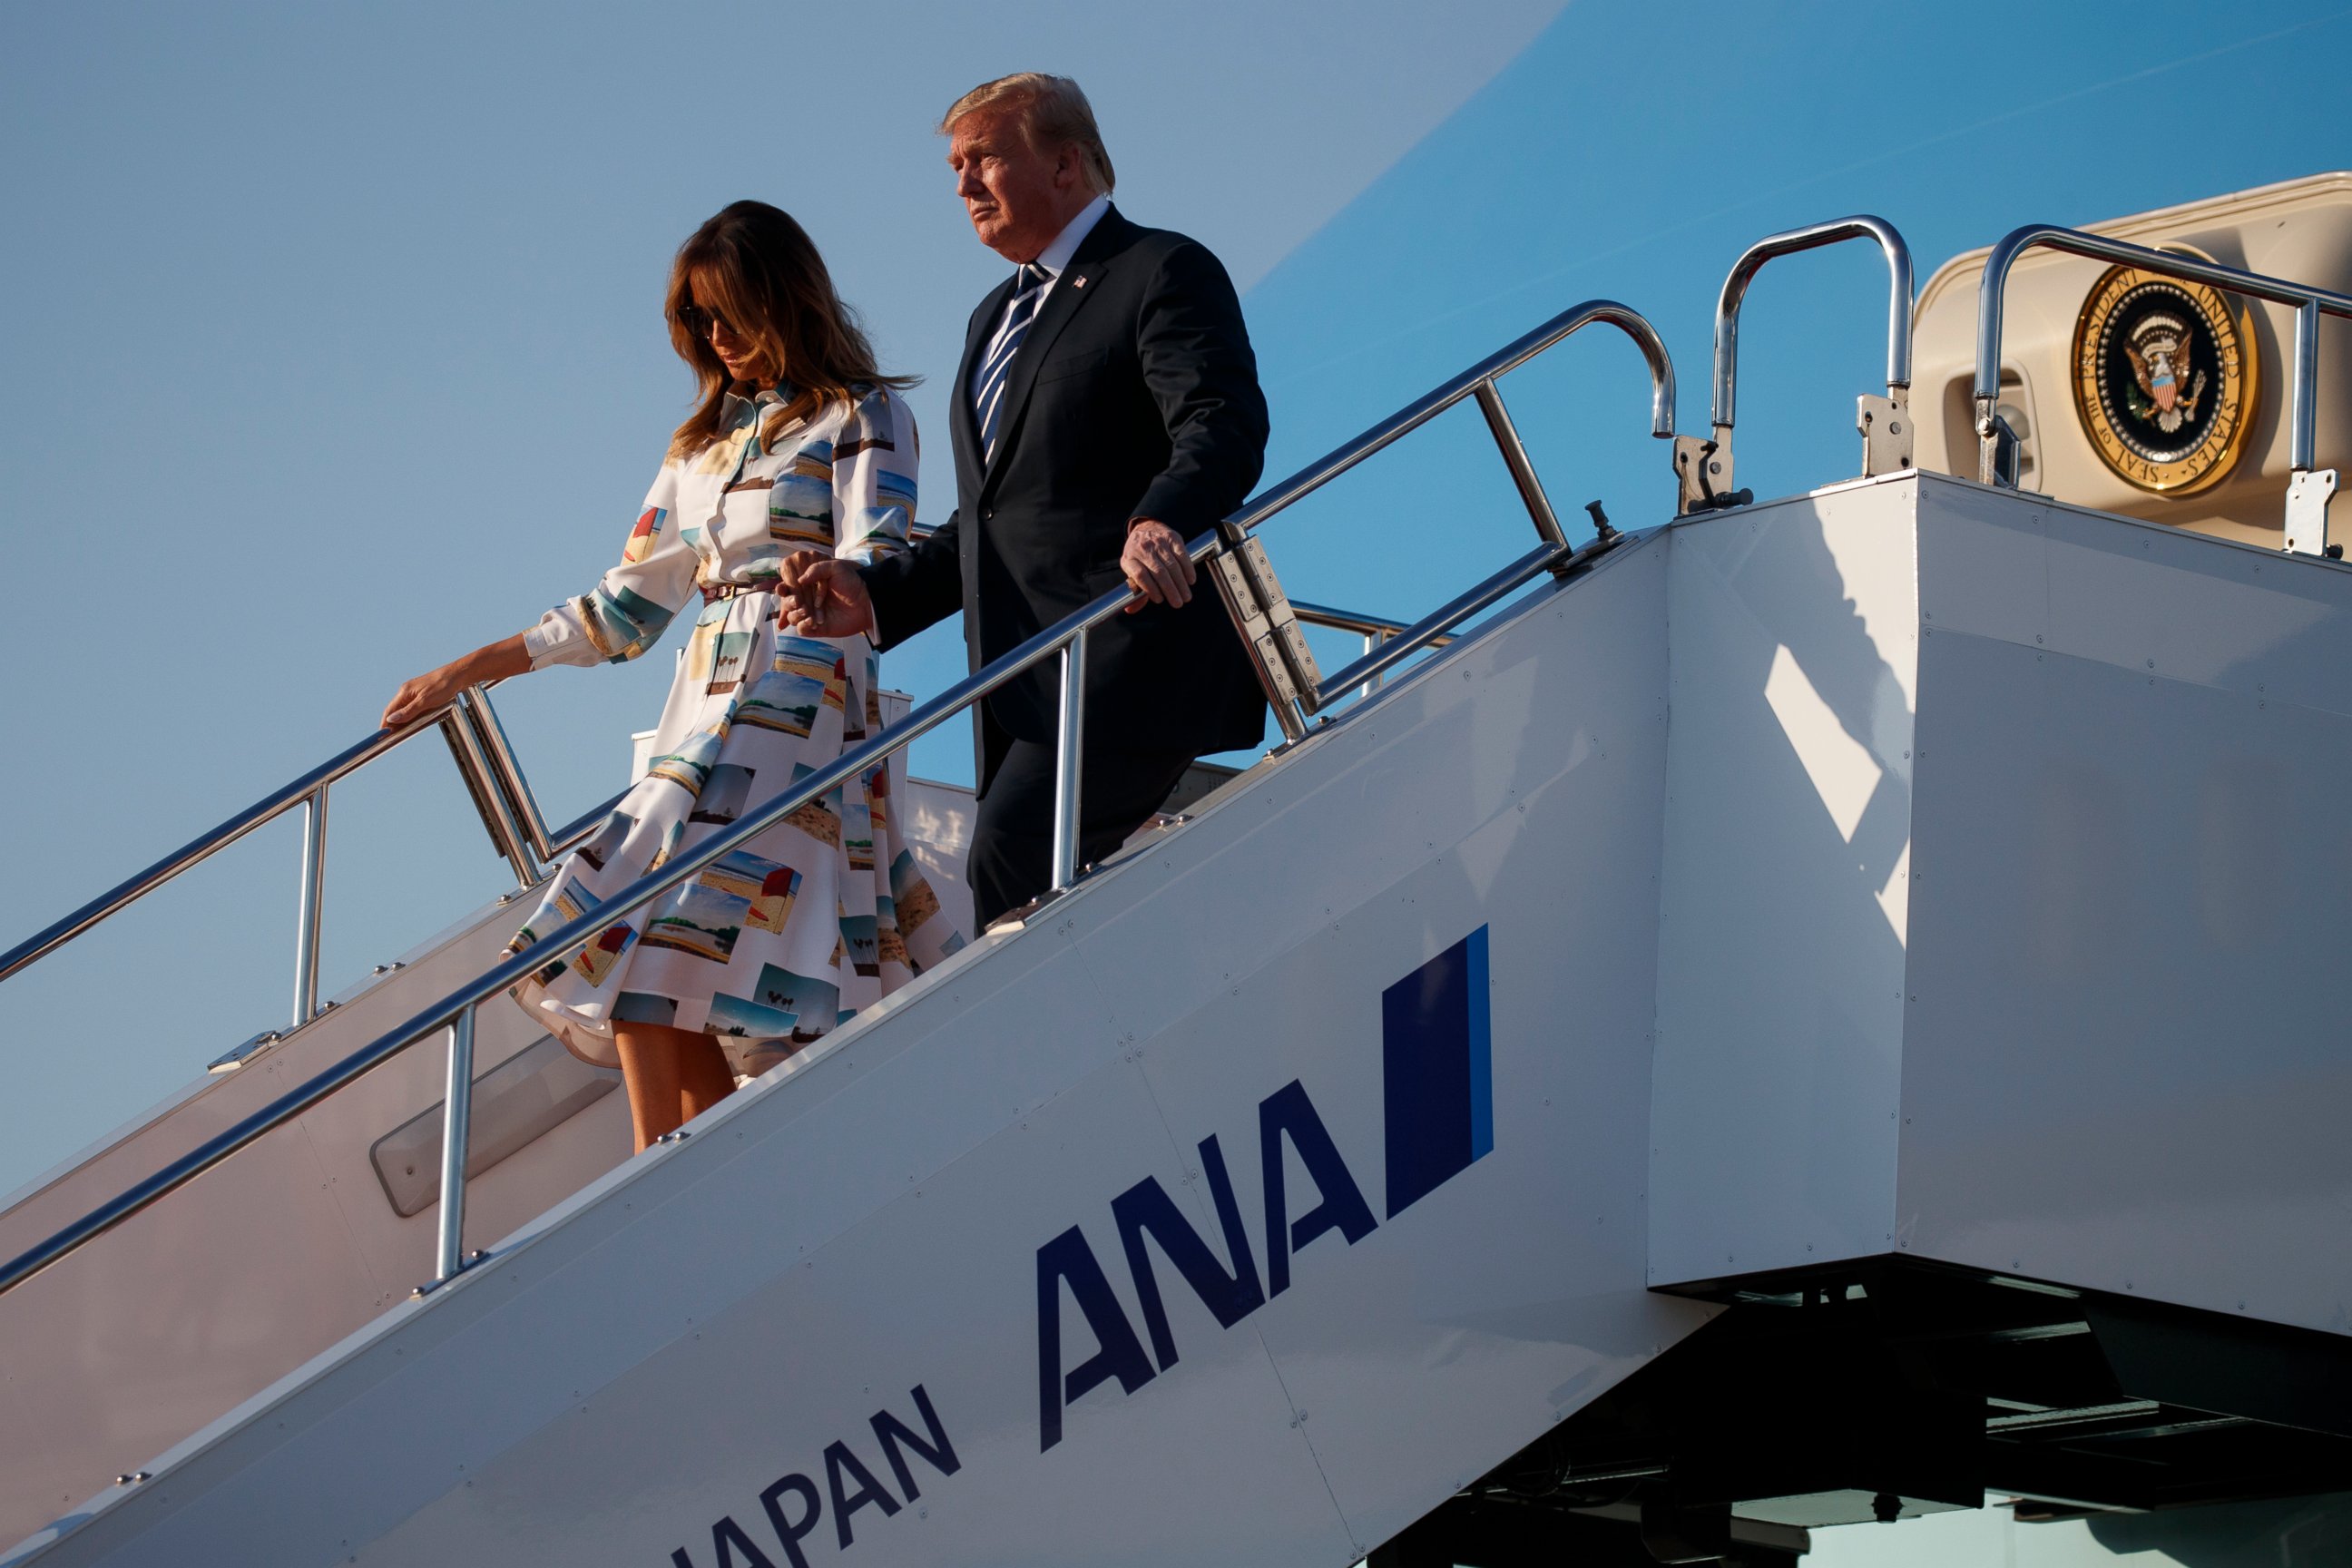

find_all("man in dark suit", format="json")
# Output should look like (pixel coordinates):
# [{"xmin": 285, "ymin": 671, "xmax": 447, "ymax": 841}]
[{"xmin": 781, "ymin": 73, "xmax": 1269, "ymax": 926}]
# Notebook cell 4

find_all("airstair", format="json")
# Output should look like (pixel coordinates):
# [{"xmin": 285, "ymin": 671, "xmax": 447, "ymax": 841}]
[{"xmin": 5, "ymin": 203, "xmax": 2352, "ymax": 1568}]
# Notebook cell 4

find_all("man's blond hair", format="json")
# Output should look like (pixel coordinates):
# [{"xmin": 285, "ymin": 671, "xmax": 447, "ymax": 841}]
[{"xmin": 939, "ymin": 73, "xmax": 1116, "ymax": 196}]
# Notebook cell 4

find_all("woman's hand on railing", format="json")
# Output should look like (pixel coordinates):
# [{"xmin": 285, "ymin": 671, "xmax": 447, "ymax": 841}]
[
  {"xmin": 382, "ymin": 634, "xmax": 531, "ymax": 730},
  {"xmin": 778, "ymin": 554, "xmax": 877, "ymax": 639}
]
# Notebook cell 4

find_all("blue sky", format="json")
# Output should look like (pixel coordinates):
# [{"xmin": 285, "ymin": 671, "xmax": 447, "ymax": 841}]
[{"xmin": 4, "ymin": 0, "xmax": 2349, "ymax": 1195}]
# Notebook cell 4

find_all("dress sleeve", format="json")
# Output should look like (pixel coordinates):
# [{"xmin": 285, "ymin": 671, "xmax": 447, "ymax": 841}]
[
  {"xmin": 829, "ymin": 388, "xmax": 917, "ymax": 570},
  {"xmin": 521, "ymin": 461, "xmax": 701, "ymax": 670}
]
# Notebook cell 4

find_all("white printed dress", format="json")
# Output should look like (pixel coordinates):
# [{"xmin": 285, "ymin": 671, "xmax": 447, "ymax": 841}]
[{"xmin": 509, "ymin": 384, "xmax": 965, "ymax": 1075}]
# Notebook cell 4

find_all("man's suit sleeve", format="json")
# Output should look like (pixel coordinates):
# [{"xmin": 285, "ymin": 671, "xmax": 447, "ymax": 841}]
[
  {"xmin": 1131, "ymin": 240, "xmax": 1270, "ymax": 532},
  {"xmin": 858, "ymin": 509, "xmax": 963, "ymax": 652}
]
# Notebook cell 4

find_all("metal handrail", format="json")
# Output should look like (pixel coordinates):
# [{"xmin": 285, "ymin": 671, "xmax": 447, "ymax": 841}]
[
  {"xmin": 1285, "ymin": 601, "xmax": 1436, "ymax": 642},
  {"xmin": 0, "ymin": 691, "xmax": 536, "ymax": 1025},
  {"xmin": 0, "ymin": 593, "xmax": 1427, "ymax": 1027},
  {"xmin": 1233, "ymin": 299, "xmax": 1676, "ymax": 532},
  {"xmin": 1231, "ymin": 298, "xmax": 1671, "ymax": 739},
  {"xmin": 1713, "ymin": 214, "xmax": 1913, "ymax": 431},
  {"xmin": 1289, "ymin": 600, "xmax": 1456, "ymax": 702},
  {"xmin": 1681, "ymin": 215, "xmax": 1914, "ymax": 512},
  {"xmin": 1975, "ymin": 225, "xmax": 2352, "ymax": 552},
  {"xmin": 1315, "ymin": 537, "xmax": 1584, "ymax": 700},
  {"xmin": 0, "ymin": 294, "xmax": 1678, "ymax": 1299}
]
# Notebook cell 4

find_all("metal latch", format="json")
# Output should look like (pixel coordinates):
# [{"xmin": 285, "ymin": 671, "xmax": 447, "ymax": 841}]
[
  {"xmin": 1208, "ymin": 524, "xmax": 1323, "ymax": 743},
  {"xmin": 2285, "ymin": 467, "xmax": 2338, "ymax": 556},
  {"xmin": 1674, "ymin": 427, "xmax": 1753, "ymax": 515},
  {"xmin": 1857, "ymin": 385, "xmax": 1912, "ymax": 477}
]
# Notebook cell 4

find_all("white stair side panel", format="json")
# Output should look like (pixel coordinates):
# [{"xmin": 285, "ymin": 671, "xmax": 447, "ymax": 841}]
[
  {"xmin": 1649, "ymin": 480, "xmax": 1920, "ymax": 1285},
  {"xmin": 1899, "ymin": 478, "xmax": 2352, "ymax": 1333},
  {"xmin": 374, "ymin": 1066, "xmax": 1357, "ymax": 1568},
  {"xmin": 8, "ymin": 535, "xmax": 1711, "ymax": 1568},
  {"xmin": 0, "ymin": 1070, "xmax": 401, "ymax": 1539},
  {"xmin": 1069, "ymin": 536, "xmax": 1700, "ymax": 1548}
]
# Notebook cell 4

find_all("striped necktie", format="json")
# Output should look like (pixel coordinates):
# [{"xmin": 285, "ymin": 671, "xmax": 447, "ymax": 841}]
[{"xmin": 975, "ymin": 262, "xmax": 1050, "ymax": 462}]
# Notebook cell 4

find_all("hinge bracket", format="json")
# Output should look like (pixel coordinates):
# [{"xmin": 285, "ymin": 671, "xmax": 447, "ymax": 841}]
[{"xmin": 1209, "ymin": 525, "xmax": 1324, "ymax": 741}]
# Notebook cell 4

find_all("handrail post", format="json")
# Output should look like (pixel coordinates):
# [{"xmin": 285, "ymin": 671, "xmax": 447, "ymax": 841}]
[
  {"xmin": 433, "ymin": 1004, "xmax": 476, "ymax": 1283},
  {"xmin": 446, "ymin": 694, "xmax": 544, "ymax": 887},
  {"xmin": 464, "ymin": 686, "xmax": 555, "ymax": 862},
  {"xmin": 1051, "ymin": 631, "xmax": 1088, "ymax": 893},
  {"xmin": 2291, "ymin": 299, "xmax": 2320, "ymax": 475},
  {"xmin": 291, "ymin": 788, "xmax": 328, "ymax": 1027},
  {"xmin": 2285, "ymin": 301, "xmax": 2338, "ymax": 555},
  {"xmin": 0, "ymin": 710, "xmax": 459, "ymax": 992},
  {"xmin": 1473, "ymin": 380, "xmax": 1570, "ymax": 554}
]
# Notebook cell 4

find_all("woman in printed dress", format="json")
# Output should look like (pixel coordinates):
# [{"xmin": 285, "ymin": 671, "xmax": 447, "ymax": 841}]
[{"xmin": 383, "ymin": 201, "xmax": 964, "ymax": 1152}]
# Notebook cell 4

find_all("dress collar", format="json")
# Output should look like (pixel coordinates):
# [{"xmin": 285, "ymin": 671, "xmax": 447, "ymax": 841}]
[{"xmin": 719, "ymin": 379, "xmax": 797, "ymax": 426}]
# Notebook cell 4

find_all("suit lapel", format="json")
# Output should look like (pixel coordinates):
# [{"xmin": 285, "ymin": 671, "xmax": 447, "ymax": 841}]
[
  {"xmin": 952, "ymin": 274, "xmax": 1017, "ymax": 500},
  {"xmin": 978, "ymin": 211, "xmax": 1126, "ymax": 492}
]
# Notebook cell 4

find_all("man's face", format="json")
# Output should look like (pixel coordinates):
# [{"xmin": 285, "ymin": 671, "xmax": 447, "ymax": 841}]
[{"xmin": 946, "ymin": 105, "xmax": 1085, "ymax": 262}]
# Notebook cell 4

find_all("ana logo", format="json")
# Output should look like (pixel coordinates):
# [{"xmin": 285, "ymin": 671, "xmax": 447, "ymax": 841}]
[
  {"xmin": 1034, "ymin": 926, "xmax": 1493, "ymax": 1450},
  {"xmin": 2073, "ymin": 263, "xmax": 2258, "ymax": 495}
]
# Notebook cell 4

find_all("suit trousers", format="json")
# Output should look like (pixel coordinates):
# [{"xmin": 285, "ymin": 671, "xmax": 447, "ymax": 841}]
[{"xmin": 967, "ymin": 736, "xmax": 1197, "ymax": 927}]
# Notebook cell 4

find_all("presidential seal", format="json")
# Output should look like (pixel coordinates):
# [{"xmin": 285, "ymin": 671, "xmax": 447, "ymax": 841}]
[{"xmin": 2072, "ymin": 263, "xmax": 2258, "ymax": 495}]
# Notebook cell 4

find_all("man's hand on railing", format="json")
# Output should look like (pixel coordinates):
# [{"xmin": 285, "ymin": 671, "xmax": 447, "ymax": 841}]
[
  {"xmin": 778, "ymin": 554, "xmax": 877, "ymax": 639},
  {"xmin": 1121, "ymin": 518, "xmax": 1195, "ymax": 611}
]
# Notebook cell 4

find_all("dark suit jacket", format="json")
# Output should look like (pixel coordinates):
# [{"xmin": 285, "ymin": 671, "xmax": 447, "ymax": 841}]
[{"xmin": 859, "ymin": 206, "xmax": 1270, "ymax": 791}]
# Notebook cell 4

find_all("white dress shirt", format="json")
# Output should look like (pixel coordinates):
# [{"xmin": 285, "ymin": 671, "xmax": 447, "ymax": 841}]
[{"xmin": 967, "ymin": 192, "xmax": 1112, "ymax": 405}]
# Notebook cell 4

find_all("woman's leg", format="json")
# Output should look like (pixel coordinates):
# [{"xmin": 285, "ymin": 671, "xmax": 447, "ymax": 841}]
[
  {"xmin": 674, "ymin": 1036, "xmax": 738, "ymax": 1126},
  {"xmin": 612, "ymin": 1023, "xmax": 738, "ymax": 1152}
]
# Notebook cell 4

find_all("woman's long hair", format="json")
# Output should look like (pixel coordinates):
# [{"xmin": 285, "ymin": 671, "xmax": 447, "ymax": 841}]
[{"xmin": 663, "ymin": 201, "xmax": 914, "ymax": 457}]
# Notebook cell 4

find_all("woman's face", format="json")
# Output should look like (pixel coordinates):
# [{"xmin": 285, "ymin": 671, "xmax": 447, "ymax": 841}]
[
  {"xmin": 685, "ymin": 286, "xmax": 779, "ymax": 385},
  {"xmin": 705, "ymin": 309, "xmax": 774, "ymax": 385}
]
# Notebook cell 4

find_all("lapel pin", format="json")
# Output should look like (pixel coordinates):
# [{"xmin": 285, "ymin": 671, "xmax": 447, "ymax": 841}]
[{"xmin": 1073, "ymin": 276, "xmax": 1088, "ymax": 289}]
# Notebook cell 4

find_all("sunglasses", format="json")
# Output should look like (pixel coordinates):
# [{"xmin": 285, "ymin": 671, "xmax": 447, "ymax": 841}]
[{"xmin": 679, "ymin": 305, "xmax": 739, "ymax": 341}]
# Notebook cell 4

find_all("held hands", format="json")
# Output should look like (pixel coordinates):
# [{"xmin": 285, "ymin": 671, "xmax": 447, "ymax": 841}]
[
  {"xmin": 768, "ymin": 523, "xmax": 1191, "ymax": 639},
  {"xmin": 1121, "ymin": 518, "xmax": 1195, "ymax": 612},
  {"xmin": 778, "ymin": 552, "xmax": 877, "ymax": 639}
]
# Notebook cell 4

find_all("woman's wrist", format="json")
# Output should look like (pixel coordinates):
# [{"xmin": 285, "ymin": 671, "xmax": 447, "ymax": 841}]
[{"xmin": 456, "ymin": 634, "xmax": 534, "ymax": 689}]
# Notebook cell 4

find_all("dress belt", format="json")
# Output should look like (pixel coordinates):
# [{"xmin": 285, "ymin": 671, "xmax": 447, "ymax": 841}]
[{"xmin": 699, "ymin": 579, "xmax": 780, "ymax": 604}]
